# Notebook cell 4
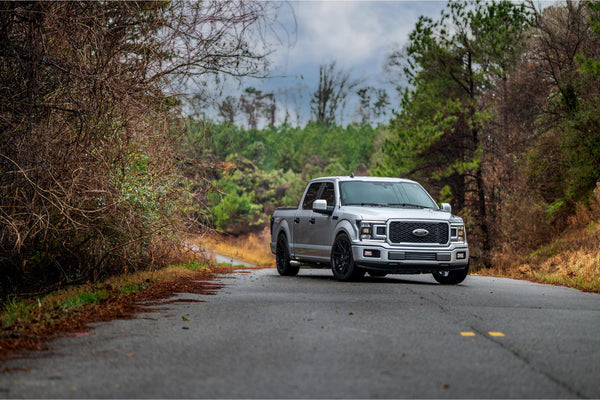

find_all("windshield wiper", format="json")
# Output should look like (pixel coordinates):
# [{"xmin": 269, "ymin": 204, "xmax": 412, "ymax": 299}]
[
  {"xmin": 387, "ymin": 203, "xmax": 430, "ymax": 209},
  {"xmin": 345, "ymin": 202, "xmax": 387, "ymax": 207}
]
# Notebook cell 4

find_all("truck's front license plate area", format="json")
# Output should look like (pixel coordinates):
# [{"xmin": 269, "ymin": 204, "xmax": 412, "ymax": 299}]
[{"xmin": 388, "ymin": 252, "xmax": 452, "ymax": 261}]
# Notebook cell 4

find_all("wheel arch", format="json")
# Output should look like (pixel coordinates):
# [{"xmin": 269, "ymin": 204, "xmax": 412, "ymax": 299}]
[
  {"xmin": 333, "ymin": 219, "xmax": 358, "ymax": 243},
  {"xmin": 276, "ymin": 219, "xmax": 293, "ymax": 256}
]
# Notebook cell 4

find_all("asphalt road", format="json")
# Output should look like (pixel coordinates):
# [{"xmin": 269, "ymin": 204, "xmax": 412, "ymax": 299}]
[{"xmin": 1, "ymin": 268, "xmax": 599, "ymax": 398}]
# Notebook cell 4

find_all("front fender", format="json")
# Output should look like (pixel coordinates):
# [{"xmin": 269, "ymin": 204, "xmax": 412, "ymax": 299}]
[{"xmin": 333, "ymin": 219, "xmax": 359, "ymax": 243}]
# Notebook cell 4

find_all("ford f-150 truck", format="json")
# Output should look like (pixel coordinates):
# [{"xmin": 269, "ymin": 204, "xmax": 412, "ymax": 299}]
[{"xmin": 270, "ymin": 176, "xmax": 469, "ymax": 284}]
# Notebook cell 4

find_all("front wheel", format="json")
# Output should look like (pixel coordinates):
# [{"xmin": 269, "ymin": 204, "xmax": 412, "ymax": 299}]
[
  {"xmin": 432, "ymin": 264, "xmax": 469, "ymax": 285},
  {"xmin": 331, "ymin": 234, "xmax": 365, "ymax": 281},
  {"xmin": 276, "ymin": 234, "xmax": 299, "ymax": 276}
]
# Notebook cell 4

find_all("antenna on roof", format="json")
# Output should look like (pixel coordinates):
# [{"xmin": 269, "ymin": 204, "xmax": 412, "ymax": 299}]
[{"xmin": 350, "ymin": 173, "xmax": 355, "ymax": 178}]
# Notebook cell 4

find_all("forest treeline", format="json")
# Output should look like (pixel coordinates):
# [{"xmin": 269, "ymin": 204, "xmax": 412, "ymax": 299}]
[
  {"xmin": 192, "ymin": 0, "xmax": 600, "ymax": 271},
  {"xmin": 180, "ymin": 120, "xmax": 382, "ymax": 234},
  {"xmin": 1, "ymin": 0, "xmax": 599, "ymax": 298},
  {"xmin": 376, "ymin": 0, "xmax": 600, "ymax": 268}
]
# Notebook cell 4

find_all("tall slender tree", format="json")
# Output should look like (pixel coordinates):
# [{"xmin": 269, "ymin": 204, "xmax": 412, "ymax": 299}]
[
  {"xmin": 310, "ymin": 61, "xmax": 360, "ymax": 125},
  {"xmin": 378, "ymin": 0, "xmax": 532, "ymax": 266}
]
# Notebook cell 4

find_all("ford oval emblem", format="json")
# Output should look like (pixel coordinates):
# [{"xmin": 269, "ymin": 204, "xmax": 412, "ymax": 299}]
[{"xmin": 412, "ymin": 228, "xmax": 429, "ymax": 237}]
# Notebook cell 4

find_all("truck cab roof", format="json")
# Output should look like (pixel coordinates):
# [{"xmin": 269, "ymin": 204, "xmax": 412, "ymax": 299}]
[{"xmin": 309, "ymin": 176, "xmax": 417, "ymax": 184}]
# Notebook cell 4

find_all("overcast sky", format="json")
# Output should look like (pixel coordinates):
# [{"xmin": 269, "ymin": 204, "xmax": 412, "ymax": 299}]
[
  {"xmin": 268, "ymin": 1, "xmax": 446, "ymax": 81},
  {"xmin": 212, "ymin": 0, "xmax": 550, "ymax": 126},
  {"xmin": 231, "ymin": 1, "xmax": 448, "ymax": 125}
]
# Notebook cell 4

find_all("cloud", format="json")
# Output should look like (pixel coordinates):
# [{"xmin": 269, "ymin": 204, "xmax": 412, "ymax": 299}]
[
  {"xmin": 270, "ymin": 1, "xmax": 446, "ymax": 74},
  {"xmin": 206, "ymin": 1, "xmax": 449, "ymax": 125},
  {"xmin": 296, "ymin": 2, "xmax": 381, "ymax": 64}
]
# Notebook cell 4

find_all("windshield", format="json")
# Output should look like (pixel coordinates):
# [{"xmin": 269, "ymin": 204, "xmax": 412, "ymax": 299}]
[{"xmin": 339, "ymin": 181, "xmax": 438, "ymax": 209}]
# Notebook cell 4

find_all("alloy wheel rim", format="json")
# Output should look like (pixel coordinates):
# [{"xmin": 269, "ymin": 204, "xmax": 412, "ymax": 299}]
[
  {"xmin": 276, "ymin": 236, "xmax": 286, "ymax": 270},
  {"xmin": 333, "ymin": 237, "xmax": 351, "ymax": 275}
]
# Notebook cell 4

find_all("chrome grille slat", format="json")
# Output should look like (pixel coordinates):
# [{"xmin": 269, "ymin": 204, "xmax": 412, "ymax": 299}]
[{"xmin": 405, "ymin": 252, "xmax": 437, "ymax": 261}]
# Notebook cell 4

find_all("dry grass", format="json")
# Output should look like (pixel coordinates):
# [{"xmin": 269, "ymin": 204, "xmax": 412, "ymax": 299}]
[
  {"xmin": 195, "ymin": 227, "xmax": 276, "ymax": 268},
  {"xmin": 482, "ymin": 183, "xmax": 600, "ymax": 293}
]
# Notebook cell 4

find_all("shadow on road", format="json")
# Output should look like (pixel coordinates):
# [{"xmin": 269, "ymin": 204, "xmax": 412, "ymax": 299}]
[{"xmin": 268, "ymin": 270, "xmax": 439, "ymax": 287}]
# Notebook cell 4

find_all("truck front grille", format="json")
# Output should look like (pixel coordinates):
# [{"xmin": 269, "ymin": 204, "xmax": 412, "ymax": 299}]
[{"xmin": 389, "ymin": 222, "xmax": 449, "ymax": 245}]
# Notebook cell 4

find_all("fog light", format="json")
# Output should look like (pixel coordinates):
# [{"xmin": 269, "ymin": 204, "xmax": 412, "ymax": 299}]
[
  {"xmin": 457, "ymin": 252, "xmax": 466, "ymax": 260},
  {"xmin": 363, "ymin": 249, "xmax": 380, "ymax": 258}
]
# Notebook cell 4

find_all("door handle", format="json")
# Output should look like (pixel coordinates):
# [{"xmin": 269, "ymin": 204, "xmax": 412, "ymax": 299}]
[
  {"xmin": 294, "ymin": 217, "xmax": 300, "ymax": 224},
  {"xmin": 309, "ymin": 218, "xmax": 316, "ymax": 224}
]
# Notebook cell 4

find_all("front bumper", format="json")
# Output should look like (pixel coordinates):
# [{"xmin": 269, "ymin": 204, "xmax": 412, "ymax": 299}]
[{"xmin": 352, "ymin": 242, "xmax": 469, "ymax": 274}]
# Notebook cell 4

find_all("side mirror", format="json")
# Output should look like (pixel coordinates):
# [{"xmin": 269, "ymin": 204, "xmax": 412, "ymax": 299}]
[
  {"xmin": 440, "ymin": 203, "xmax": 452, "ymax": 213},
  {"xmin": 313, "ymin": 199, "xmax": 333, "ymax": 215}
]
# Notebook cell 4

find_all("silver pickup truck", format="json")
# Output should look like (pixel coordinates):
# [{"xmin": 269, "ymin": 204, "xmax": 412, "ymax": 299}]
[{"xmin": 270, "ymin": 176, "xmax": 469, "ymax": 284}]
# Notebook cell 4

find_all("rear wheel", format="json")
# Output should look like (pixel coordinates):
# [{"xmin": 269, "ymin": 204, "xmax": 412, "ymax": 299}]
[
  {"xmin": 432, "ymin": 264, "xmax": 469, "ymax": 285},
  {"xmin": 331, "ymin": 234, "xmax": 365, "ymax": 281},
  {"xmin": 276, "ymin": 234, "xmax": 299, "ymax": 276}
]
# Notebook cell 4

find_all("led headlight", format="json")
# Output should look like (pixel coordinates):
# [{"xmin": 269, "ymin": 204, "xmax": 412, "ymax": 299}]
[
  {"xmin": 359, "ymin": 221, "xmax": 387, "ymax": 241},
  {"xmin": 450, "ymin": 224, "xmax": 466, "ymax": 243}
]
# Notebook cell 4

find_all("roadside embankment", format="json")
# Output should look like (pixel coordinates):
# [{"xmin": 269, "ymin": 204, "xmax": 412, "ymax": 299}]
[
  {"xmin": 192, "ymin": 227, "xmax": 275, "ymax": 269},
  {"xmin": 199, "ymin": 226, "xmax": 599, "ymax": 293},
  {"xmin": 0, "ymin": 252, "xmax": 254, "ymax": 359}
]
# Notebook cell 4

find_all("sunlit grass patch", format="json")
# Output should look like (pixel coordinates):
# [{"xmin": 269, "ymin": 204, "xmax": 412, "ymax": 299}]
[
  {"xmin": 2, "ymin": 298, "xmax": 35, "ymax": 328},
  {"xmin": 530, "ymin": 272, "xmax": 599, "ymax": 293},
  {"xmin": 61, "ymin": 290, "xmax": 109, "ymax": 309},
  {"xmin": 1, "ymin": 285, "xmax": 109, "ymax": 332},
  {"xmin": 166, "ymin": 260, "xmax": 211, "ymax": 272},
  {"xmin": 118, "ymin": 284, "xmax": 148, "ymax": 294},
  {"xmin": 527, "ymin": 248, "xmax": 600, "ymax": 292}
]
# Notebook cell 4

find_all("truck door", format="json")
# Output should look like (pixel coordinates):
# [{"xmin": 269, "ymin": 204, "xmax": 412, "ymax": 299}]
[
  {"xmin": 292, "ymin": 182, "xmax": 321, "ymax": 258},
  {"xmin": 308, "ymin": 181, "xmax": 336, "ymax": 260}
]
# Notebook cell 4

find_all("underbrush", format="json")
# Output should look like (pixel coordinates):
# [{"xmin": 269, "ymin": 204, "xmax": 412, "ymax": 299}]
[
  {"xmin": 483, "ymin": 183, "xmax": 600, "ymax": 293},
  {"xmin": 0, "ymin": 258, "xmax": 233, "ymax": 357},
  {"xmin": 196, "ymin": 227, "xmax": 276, "ymax": 268}
]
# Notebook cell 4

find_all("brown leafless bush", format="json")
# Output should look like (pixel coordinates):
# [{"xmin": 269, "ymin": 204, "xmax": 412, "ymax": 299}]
[{"xmin": 0, "ymin": 1, "xmax": 274, "ymax": 298}]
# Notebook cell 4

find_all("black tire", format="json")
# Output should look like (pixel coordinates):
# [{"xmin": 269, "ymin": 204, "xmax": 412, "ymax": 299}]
[
  {"xmin": 368, "ymin": 271, "xmax": 388, "ymax": 277},
  {"xmin": 432, "ymin": 263, "xmax": 469, "ymax": 285},
  {"xmin": 331, "ymin": 233, "xmax": 365, "ymax": 281},
  {"xmin": 276, "ymin": 233, "xmax": 299, "ymax": 276}
]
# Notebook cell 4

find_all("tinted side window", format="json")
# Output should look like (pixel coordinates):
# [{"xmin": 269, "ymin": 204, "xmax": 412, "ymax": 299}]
[
  {"xmin": 302, "ymin": 183, "xmax": 322, "ymax": 210},
  {"xmin": 319, "ymin": 182, "xmax": 335, "ymax": 206}
]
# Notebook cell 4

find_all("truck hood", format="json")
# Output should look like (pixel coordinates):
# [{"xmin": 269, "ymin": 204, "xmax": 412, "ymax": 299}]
[{"xmin": 340, "ymin": 206, "xmax": 463, "ymax": 223}]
